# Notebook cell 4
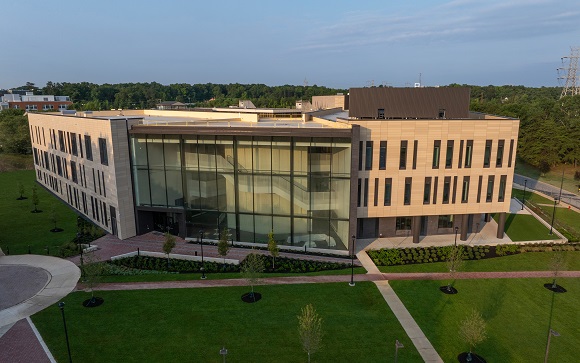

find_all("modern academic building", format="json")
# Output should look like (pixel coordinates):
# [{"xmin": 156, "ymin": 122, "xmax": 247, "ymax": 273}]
[{"xmin": 27, "ymin": 87, "xmax": 520, "ymax": 254}]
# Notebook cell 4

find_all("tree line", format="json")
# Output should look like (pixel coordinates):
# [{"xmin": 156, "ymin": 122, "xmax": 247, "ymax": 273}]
[{"xmin": 1, "ymin": 82, "xmax": 579, "ymax": 171}]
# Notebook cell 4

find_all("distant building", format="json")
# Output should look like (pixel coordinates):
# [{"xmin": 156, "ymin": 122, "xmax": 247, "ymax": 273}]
[
  {"xmin": 0, "ymin": 92, "xmax": 72, "ymax": 111},
  {"xmin": 156, "ymin": 101, "xmax": 187, "ymax": 110},
  {"xmin": 312, "ymin": 93, "xmax": 349, "ymax": 110}
]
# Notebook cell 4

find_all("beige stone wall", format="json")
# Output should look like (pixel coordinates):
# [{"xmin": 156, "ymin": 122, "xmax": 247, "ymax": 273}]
[
  {"xmin": 353, "ymin": 117, "xmax": 520, "ymax": 218},
  {"xmin": 27, "ymin": 113, "xmax": 138, "ymax": 239}
]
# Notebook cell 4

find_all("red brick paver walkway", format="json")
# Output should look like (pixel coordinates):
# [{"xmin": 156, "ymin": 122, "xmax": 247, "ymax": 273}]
[{"xmin": 0, "ymin": 319, "xmax": 51, "ymax": 363}]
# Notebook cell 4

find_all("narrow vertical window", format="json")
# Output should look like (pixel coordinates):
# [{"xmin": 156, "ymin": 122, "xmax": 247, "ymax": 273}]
[
  {"xmin": 445, "ymin": 140, "xmax": 454, "ymax": 168},
  {"xmin": 378, "ymin": 108, "xmax": 385, "ymax": 119},
  {"xmin": 433, "ymin": 177, "xmax": 438, "ymax": 204},
  {"xmin": 78, "ymin": 134, "xmax": 83, "ymax": 158},
  {"xmin": 458, "ymin": 140, "xmax": 464, "ymax": 168},
  {"xmin": 379, "ymin": 141, "xmax": 387, "ymax": 170},
  {"xmin": 399, "ymin": 140, "xmax": 408, "ymax": 170},
  {"xmin": 58, "ymin": 130, "xmax": 65, "ymax": 152},
  {"xmin": 462, "ymin": 176, "xmax": 470, "ymax": 203},
  {"xmin": 432, "ymin": 140, "xmax": 441, "ymax": 169},
  {"xmin": 423, "ymin": 177, "xmax": 432, "ymax": 205},
  {"xmin": 465, "ymin": 140, "xmax": 473, "ymax": 168},
  {"xmin": 358, "ymin": 141, "xmax": 363, "ymax": 170},
  {"xmin": 412, "ymin": 140, "xmax": 418, "ymax": 170},
  {"xmin": 443, "ymin": 176, "xmax": 451, "ymax": 204},
  {"xmin": 496, "ymin": 139, "xmax": 505, "ymax": 167},
  {"xmin": 99, "ymin": 138, "xmax": 108, "ymax": 166},
  {"xmin": 357, "ymin": 178, "xmax": 361, "ymax": 207},
  {"xmin": 452, "ymin": 176, "xmax": 458, "ymax": 203},
  {"xmin": 486, "ymin": 175, "xmax": 495, "ymax": 202},
  {"xmin": 374, "ymin": 178, "xmax": 379, "ymax": 206},
  {"xmin": 384, "ymin": 178, "xmax": 392, "ymax": 206},
  {"xmin": 71, "ymin": 161, "xmax": 78, "ymax": 183},
  {"xmin": 498, "ymin": 175, "xmax": 507, "ymax": 202},
  {"xmin": 365, "ymin": 141, "xmax": 373, "ymax": 170},
  {"xmin": 404, "ymin": 177, "xmax": 412, "ymax": 205},
  {"xmin": 85, "ymin": 135, "xmax": 93, "ymax": 161},
  {"xmin": 508, "ymin": 139, "xmax": 514, "ymax": 167},
  {"xmin": 364, "ymin": 178, "xmax": 369, "ymax": 207},
  {"xmin": 484, "ymin": 140, "xmax": 492, "ymax": 168},
  {"xmin": 477, "ymin": 175, "xmax": 483, "ymax": 203}
]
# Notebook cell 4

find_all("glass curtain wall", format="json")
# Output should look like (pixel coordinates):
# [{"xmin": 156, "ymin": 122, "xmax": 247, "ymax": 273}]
[{"xmin": 131, "ymin": 134, "xmax": 351, "ymax": 250}]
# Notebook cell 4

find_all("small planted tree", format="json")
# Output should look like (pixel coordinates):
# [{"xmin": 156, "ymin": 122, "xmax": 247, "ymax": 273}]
[
  {"xmin": 459, "ymin": 309, "xmax": 487, "ymax": 362},
  {"xmin": 240, "ymin": 252, "xmax": 265, "ymax": 302},
  {"xmin": 31, "ymin": 184, "xmax": 41, "ymax": 213},
  {"xmin": 441, "ymin": 245, "xmax": 464, "ymax": 294},
  {"xmin": 82, "ymin": 251, "xmax": 105, "ymax": 307},
  {"xmin": 267, "ymin": 230, "xmax": 280, "ymax": 269},
  {"xmin": 162, "ymin": 232, "xmax": 176, "ymax": 270},
  {"xmin": 298, "ymin": 303, "xmax": 324, "ymax": 363},
  {"xmin": 217, "ymin": 228, "xmax": 231, "ymax": 266},
  {"xmin": 17, "ymin": 181, "xmax": 27, "ymax": 200},
  {"xmin": 49, "ymin": 205, "xmax": 63, "ymax": 232},
  {"xmin": 545, "ymin": 251, "xmax": 567, "ymax": 292}
]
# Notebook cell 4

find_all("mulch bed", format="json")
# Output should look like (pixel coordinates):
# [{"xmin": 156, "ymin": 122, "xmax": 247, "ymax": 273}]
[
  {"xmin": 82, "ymin": 297, "xmax": 104, "ymax": 308},
  {"xmin": 457, "ymin": 352, "xmax": 486, "ymax": 362},
  {"xmin": 241, "ymin": 292, "xmax": 262, "ymax": 303},
  {"xmin": 440, "ymin": 285, "xmax": 458, "ymax": 294},
  {"xmin": 543, "ymin": 283, "xmax": 567, "ymax": 293}
]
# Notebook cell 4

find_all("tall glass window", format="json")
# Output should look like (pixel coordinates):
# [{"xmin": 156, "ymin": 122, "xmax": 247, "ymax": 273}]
[
  {"xmin": 496, "ymin": 140, "xmax": 505, "ymax": 167},
  {"xmin": 443, "ymin": 176, "xmax": 451, "ymax": 204},
  {"xmin": 432, "ymin": 140, "xmax": 440, "ymax": 168},
  {"xmin": 379, "ymin": 141, "xmax": 387, "ymax": 170},
  {"xmin": 498, "ymin": 175, "xmax": 507, "ymax": 202},
  {"xmin": 384, "ymin": 178, "xmax": 392, "ymax": 206},
  {"xmin": 423, "ymin": 177, "xmax": 431, "ymax": 205},
  {"xmin": 465, "ymin": 140, "xmax": 473, "ymax": 168},
  {"xmin": 365, "ymin": 141, "xmax": 373, "ymax": 170},
  {"xmin": 486, "ymin": 175, "xmax": 495, "ymax": 202},
  {"xmin": 484, "ymin": 140, "xmax": 492, "ymax": 168},
  {"xmin": 462, "ymin": 176, "xmax": 470, "ymax": 203},
  {"xmin": 404, "ymin": 177, "xmax": 412, "ymax": 205},
  {"xmin": 399, "ymin": 141, "xmax": 408, "ymax": 170},
  {"xmin": 445, "ymin": 140, "xmax": 454, "ymax": 168}
]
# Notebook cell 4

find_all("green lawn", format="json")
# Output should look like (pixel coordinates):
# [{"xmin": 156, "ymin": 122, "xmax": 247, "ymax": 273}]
[
  {"xmin": 495, "ymin": 213, "xmax": 559, "ymax": 242},
  {"xmin": 390, "ymin": 278, "xmax": 579, "ymax": 362},
  {"xmin": 379, "ymin": 251, "xmax": 580, "ymax": 273},
  {"xmin": 0, "ymin": 170, "xmax": 78, "ymax": 255},
  {"xmin": 515, "ymin": 158, "xmax": 580, "ymax": 195},
  {"xmin": 33, "ymin": 282, "xmax": 422, "ymax": 363}
]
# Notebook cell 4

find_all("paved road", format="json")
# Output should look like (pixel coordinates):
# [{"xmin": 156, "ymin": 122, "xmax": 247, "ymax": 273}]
[{"xmin": 514, "ymin": 173, "xmax": 580, "ymax": 209}]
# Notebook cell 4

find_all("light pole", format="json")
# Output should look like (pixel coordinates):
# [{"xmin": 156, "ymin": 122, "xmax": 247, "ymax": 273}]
[
  {"xmin": 522, "ymin": 179, "xmax": 527, "ymax": 210},
  {"xmin": 349, "ymin": 235, "xmax": 356, "ymax": 287},
  {"xmin": 454, "ymin": 226, "xmax": 459, "ymax": 247},
  {"xmin": 394, "ymin": 339, "xmax": 404, "ymax": 363},
  {"xmin": 199, "ymin": 230, "xmax": 206, "ymax": 279},
  {"xmin": 220, "ymin": 346, "xmax": 228, "ymax": 363},
  {"xmin": 544, "ymin": 329, "xmax": 560, "ymax": 363},
  {"xmin": 549, "ymin": 198, "xmax": 557, "ymax": 235},
  {"xmin": 558, "ymin": 166, "xmax": 565, "ymax": 204},
  {"xmin": 58, "ymin": 302, "xmax": 72, "ymax": 363}
]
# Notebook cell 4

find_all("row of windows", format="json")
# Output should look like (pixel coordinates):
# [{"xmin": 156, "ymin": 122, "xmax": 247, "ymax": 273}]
[
  {"xmin": 394, "ymin": 215, "xmax": 456, "ymax": 231},
  {"xmin": 357, "ymin": 174, "xmax": 508, "ymax": 207},
  {"xmin": 359, "ymin": 139, "xmax": 515, "ymax": 171}
]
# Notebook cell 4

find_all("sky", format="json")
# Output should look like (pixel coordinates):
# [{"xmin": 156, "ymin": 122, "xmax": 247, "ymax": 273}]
[{"xmin": 1, "ymin": 0, "xmax": 579, "ymax": 90}]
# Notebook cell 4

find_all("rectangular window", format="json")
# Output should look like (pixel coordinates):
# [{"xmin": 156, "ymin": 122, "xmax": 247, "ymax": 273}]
[
  {"xmin": 358, "ymin": 141, "xmax": 363, "ymax": 170},
  {"xmin": 445, "ymin": 140, "xmax": 454, "ymax": 168},
  {"xmin": 438, "ymin": 215, "xmax": 454, "ymax": 229},
  {"xmin": 399, "ymin": 140, "xmax": 408, "ymax": 170},
  {"xmin": 458, "ymin": 140, "xmax": 464, "ymax": 168},
  {"xmin": 99, "ymin": 138, "xmax": 108, "ymax": 166},
  {"xmin": 508, "ymin": 139, "xmax": 514, "ymax": 167},
  {"xmin": 432, "ymin": 140, "xmax": 441, "ymax": 169},
  {"xmin": 465, "ymin": 140, "xmax": 473, "ymax": 168},
  {"xmin": 498, "ymin": 175, "xmax": 507, "ymax": 202},
  {"xmin": 364, "ymin": 178, "xmax": 369, "ymax": 207},
  {"xmin": 379, "ymin": 141, "xmax": 387, "ymax": 170},
  {"xmin": 70, "ymin": 161, "xmax": 78, "ymax": 183},
  {"xmin": 443, "ymin": 176, "xmax": 451, "ymax": 204},
  {"xmin": 484, "ymin": 140, "xmax": 492, "ymax": 168},
  {"xmin": 357, "ymin": 178, "xmax": 362, "ymax": 207},
  {"xmin": 374, "ymin": 178, "xmax": 379, "ymax": 206},
  {"xmin": 423, "ymin": 177, "xmax": 432, "ymax": 205},
  {"xmin": 101, "ymin": 171, "xmax": 106, "ymax": 197},
  {"xmin": 452, "ymin": 176, "xmax": 458, "ymax": 203},
  {"xmin": 365, "ymin": 141, "xmax": 373, "ymax": 170},
  {"xmin": 433, "ymin": 177, "xmax": 438, "ymax": 204},
  {"xmin": 378, "ymin": 108, "xmax": 385, "ymax": 119},
  {"xmin": 404, "ymin": 177, "xmax": 412, "ymax": 205},
  {"xmin": 78, "ymin": 134, "xmax": 83, "ymax": 158},
  {"xmin": 85, "ymin": 135, "xmax": 93, "ymax": 161},
  {"xmin": 58, "ymin": 130, "xmax": 65, "ymax": 152},
  {"xmin": 462, "ymin": 176, "xmax": 470, "ymax": 203},
  {"xmin": 412, "ymin": 140, "xmax": 418, "ymax": 169},
  {"xmin": 384, "ymin": 178, "xmax": 392, "ymax": 206},
  {"xmin": 70, "ymin": 133, "xmax": 78, "ymax": 156},
  {"xmin": 486, "ymin": 175, "xmax": 495, "ymax": 202},
  {"xmin": 496, "ymin": 139, "xmax": 505, "ymax": 167},
  {"xmin": 477, "ymin": 175, "xmax": 483, "ymax": 203},
  {"xmin": 395, "ymin": 217, "xmax": 412, "ymax": 230},
  {"xmin": 92, "ymin": 169, "xmax": 97, "ymax": 193},
  {"xmin": 56, "ymin": 156, "xmax": 62, "ymax": 176}
]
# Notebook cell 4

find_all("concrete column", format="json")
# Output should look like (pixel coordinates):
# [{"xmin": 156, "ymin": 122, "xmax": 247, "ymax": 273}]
[
  {"xmin": 460, "ymin": 214, "xmax": 469, "ymax": 241},
  {"xmin": 412, "ymin": 216, "xmax": 421, "ymax": 244},
  {"xmin": 496, "ymin": 212, "xmax": 506, "ymax": 239}
]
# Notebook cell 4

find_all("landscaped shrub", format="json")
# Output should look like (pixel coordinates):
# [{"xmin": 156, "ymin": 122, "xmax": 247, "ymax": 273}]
[{"xmin": 495, "ymin": 244, "xmax": 520, "ymax": 256}]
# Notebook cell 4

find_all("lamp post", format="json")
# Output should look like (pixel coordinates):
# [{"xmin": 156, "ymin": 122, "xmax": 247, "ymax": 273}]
[
  {"xmin": 544, "ymin": 329, "xmax": 560, "ymax": 363},
  {"xmin": 219, "ymin": 346, "xmax": 228, "ymax": 363},
  {"xmin": 349, "ymin": 235, "xmax": 356, "ymax": 287},
  {"xmin": 549, "ymin": 198, "xmax": 557, "ymax": 235},
  {"xmin": 58, "ymin": 302, "xmax": 72, "ymax": 363},
  {"xmin": 522, "ymin": 179, "xmax": 527, "ymax": 210},
  {"xmin": 454, "ymin": 226, "xmax": 459, "ymax": 248},
  {"xmin": 394, "ymin": 339, "xmax": 404, "ymax": 363},
  {"xmin": 199, "ymin": 230, "xmax": 206, "ymax": 279}
]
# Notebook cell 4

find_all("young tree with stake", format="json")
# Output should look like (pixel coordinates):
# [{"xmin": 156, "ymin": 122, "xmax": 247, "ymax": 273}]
[{"xmin": 298, "ymin": 303, "xmax": 323, "ymax": 363}]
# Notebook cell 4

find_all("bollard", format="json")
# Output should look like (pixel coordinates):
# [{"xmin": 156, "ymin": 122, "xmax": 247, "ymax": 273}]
[
  {"xmin": 28, "ymin": 245, "xmax": 31, "ymax": 254},
  {"xmin": 195, "ymin": 251, "xmax": 198, "ymax": 256},
  {"xmin": 46, "ymin": 245, "xmax": 50, "ymax": 255},
  {"xmin": 6, "ymin": 246, "xmax": 9, "ymax": 255},
  {"xmin": 138, "ymin": 248, "xmax": 140, "ymax": 256}
]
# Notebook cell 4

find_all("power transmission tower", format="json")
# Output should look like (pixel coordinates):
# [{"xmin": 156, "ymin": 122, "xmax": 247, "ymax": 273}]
[{"xmin": 558, "ymin": 46, "xmax": 580, "ymax": 98}]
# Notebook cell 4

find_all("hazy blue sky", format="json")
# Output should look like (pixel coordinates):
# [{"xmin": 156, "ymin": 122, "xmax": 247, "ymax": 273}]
[{"xmin": 1, "ymin": 0, "xmax": 579, "ymax": 89}]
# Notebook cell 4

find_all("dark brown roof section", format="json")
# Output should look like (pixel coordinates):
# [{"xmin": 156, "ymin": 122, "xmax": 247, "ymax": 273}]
[{"xmin": 349, "ymin": 87, "xmax": 470, "ymax": 119}]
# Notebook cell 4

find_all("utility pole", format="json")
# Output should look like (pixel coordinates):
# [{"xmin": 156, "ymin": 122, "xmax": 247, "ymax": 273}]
[{"xmin": 558, "ymin": 46, "xmax": 580, "ymax": 98}]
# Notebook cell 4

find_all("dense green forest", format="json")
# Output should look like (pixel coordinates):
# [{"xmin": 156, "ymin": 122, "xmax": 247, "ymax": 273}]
[{"xmin": 1, "ymin": 82, "xmax": 579, "ymax": 171}]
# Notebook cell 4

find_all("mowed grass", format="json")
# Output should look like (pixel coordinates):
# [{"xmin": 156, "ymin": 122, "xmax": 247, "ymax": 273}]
[
  {"xmin": 379, "ymin": 251, "xmax": 580, "ymax": 273},
  {"xmin": 390, "ymin": 278, "xmax": 580, "ymax": 363},
  {"xmin": 495, "ymin": 213, "xmax": 558, "ymax": 242},
  {"xmin": 0, "ymin": 170, "xmax": 77, "ymax": 254},
  {"xmin": 32, "ymin": 282, "xmax": 422, "ymax": 363}
]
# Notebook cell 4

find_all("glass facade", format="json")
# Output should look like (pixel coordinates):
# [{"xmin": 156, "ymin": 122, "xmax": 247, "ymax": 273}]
[{"xmin": 131, "ymin": 134, "xmax": 351, "ymax": 250}]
